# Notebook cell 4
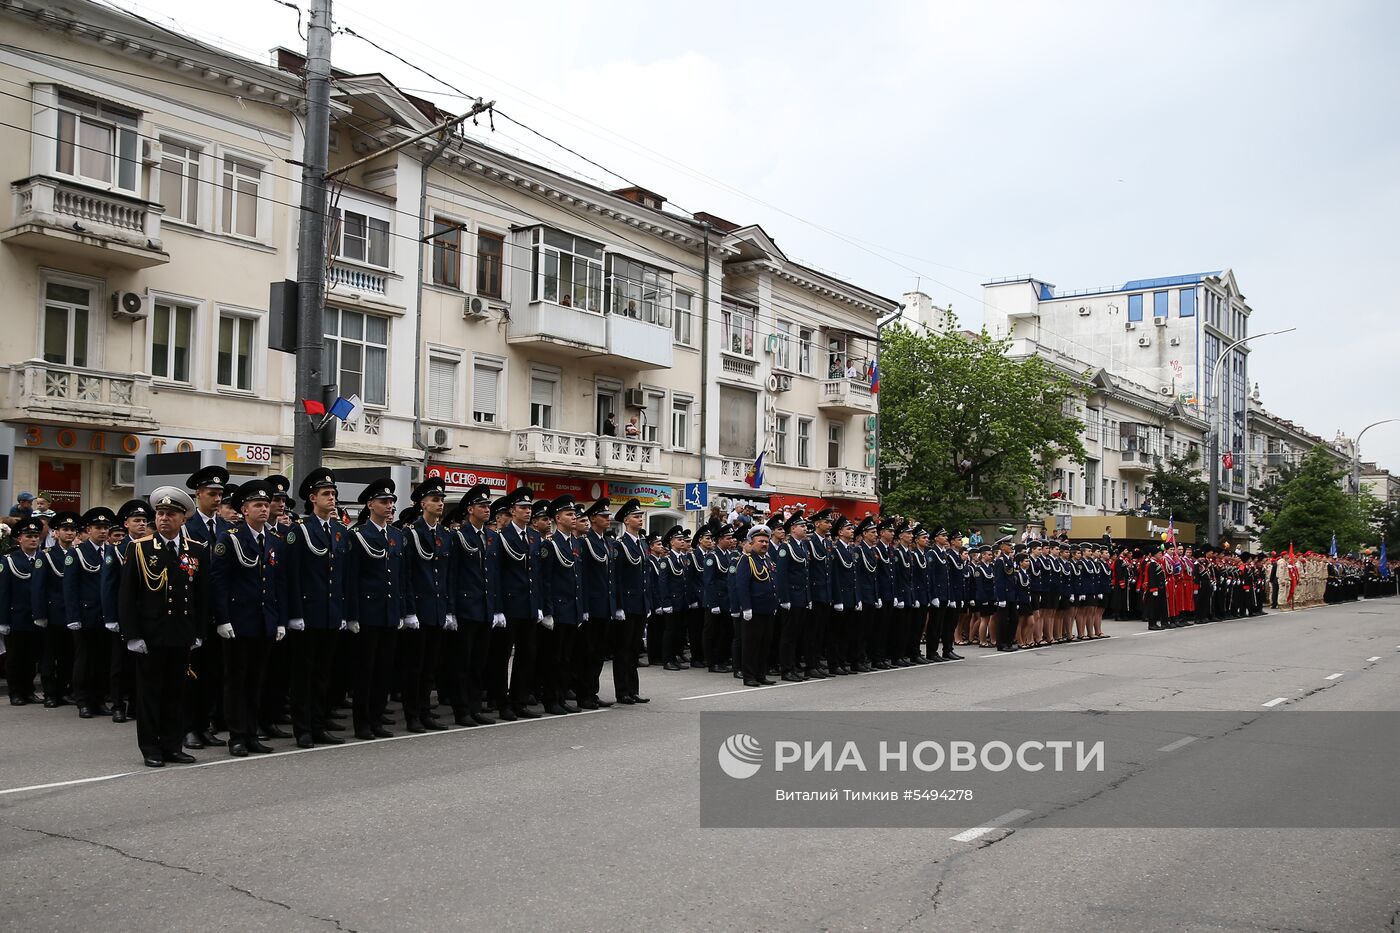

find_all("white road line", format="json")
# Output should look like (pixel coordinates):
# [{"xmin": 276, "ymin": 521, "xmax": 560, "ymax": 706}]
[
  {"xmin": 0, "ymin": 771, "xmax": 139, "ymax": 798},
  {"xmin": 950, "ymin": 808, "xmax": 1033, "ymax": 842},
  {"xmin": 1325, "ymin": 672, "xmax": 1344, "ymax": 680},
  {"xmin": 1157, "ymin": 736, "xmax": 1198, "ymax": 752},
  {"xmin": 1262, "ymin": 697, "xmax": 1288, "ymax": 708},
  {"xmin": 680, "ymin": 661, "xmax": 946, "ymax": 701},
  {"xmin": 1366, "ymin": 656, "xmax": 1382, "ymax": 662}
]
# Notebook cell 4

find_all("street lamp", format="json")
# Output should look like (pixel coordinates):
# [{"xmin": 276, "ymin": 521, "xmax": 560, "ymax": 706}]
[
  {"xmin": 1352, "ymin": 419, "xmax": 1400, "ymax": 500},
  {"xmin": 1207, "ymin": 327, "xmax": 1296, "ymax": 547}
]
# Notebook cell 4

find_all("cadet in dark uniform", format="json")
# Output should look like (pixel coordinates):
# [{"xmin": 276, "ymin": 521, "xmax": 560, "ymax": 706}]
[
  {"xmin": 537, "ymin": 495, "xmax": 584, "ymax": 715},
  {"xmin": 211, "ymin": 480, "xmax": 287, "ymax": 757},
  {"xmin": 445, "ymin": 484, "xmax": 498, "ymax": 726},
  {"xmin": 102, "ymin": 499, "xmax": 151, "ymax": 721},
  {"xmin": 575, "ymin": 498, "xmax": 616, "ymax": 709},
  {"xmin": 401, "ymin": 477, "xmax": 450, "ymax": 733},
  {"xmin": 854, "ymin": 517, "xmax": 880, "ymax": 671},
  {"xmin": 700, "ymin": 521, "xmax": 733, "ymax": 674},
  {"xmin": 806, "ymin": 510, "xmax": 833, "ymax": 678},
  {"xmin": 660, "ymin": 526, "xmax": 688, "ymax": 670},
  {"xmin": 828, "ymin": 515, "xmax": 858, "ymax": 675},
  {"xmin": 119, "ymin": 487, "xmax": 207, "ymax": 767},
  {"xmin": 283, "ymin": 468, "xmax": 348, "ymax": 748},
  {"xmin": 489, "ymin": 486, "xmax": 543, "ymax": 720},
  {"xmin": 610, "ymin": 498, "xmax": 651, "ymax": 704},
  {"xmin": 33, "ymin": 510, "xmax": 80, "ymax": 707},
  {"xmin": 1, "ymin": 517, "xmax": 46, "ymax": 704},
  {"xmin": 735, "ymin": 524, "xmax": 779, "ymax": 687},
  {"xmin": 344, "ymin": 479, "xmax": 406, "ymax": 740},
  {"xmin": 685, "ymin": 524, "xmax": 711, "ymax": 668},
  {"xmin": 776, "ymin": 513, "xmax": 811, "ymax": 682},
  {"xmin": 65, "ymin": 507, "xmax": 116, "ymax": 717},
  {"xmin": 182, "ymin": 464, "xmax": 231, "ymax": 750}
]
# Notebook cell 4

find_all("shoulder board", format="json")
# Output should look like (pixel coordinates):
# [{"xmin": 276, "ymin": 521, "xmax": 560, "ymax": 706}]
[{"xmin": 187, "ymin": 538, "xmax": 208, "ymax": 549}]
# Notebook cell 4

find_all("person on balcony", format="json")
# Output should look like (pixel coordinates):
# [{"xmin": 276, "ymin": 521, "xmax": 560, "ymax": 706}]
[{"xmin": 624, "ymin": 416, "xmax": 640, "ymax": 438}]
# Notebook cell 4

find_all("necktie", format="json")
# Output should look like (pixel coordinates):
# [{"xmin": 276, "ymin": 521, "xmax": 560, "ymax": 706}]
[
  {"xmin": 323, "ymin": 521, "xmax": 331, "ymax": 538},
  {"xmin": 208, "ymin": 518, "xmax": 215, "ymax": 538},
  {"xmin": 256, "ymin": 532, "xmax": 265, "ymax": 551}
]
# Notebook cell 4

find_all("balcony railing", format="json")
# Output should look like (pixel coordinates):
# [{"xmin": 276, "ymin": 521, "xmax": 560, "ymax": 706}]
[
  {"xmin": 2, "ymin": 359, "xmax": 157, "ymax": 430},
  {"xmin": 718, "ymin": 457, "xmax": 754, "ymax": 483},
  {"xmin": 6, "ymin": 175, "xmax": 167, "ymax": 267},
  {"xmin": 507, "ymin": 427, "xmax": 599, "ymax": 470},
  {"xmin": 819, "ymin": 378, "xmax": 875, "ymax": 413},
  {"xmin": 819, "ymin": 467, "xmax": 875, "ymax": 498},
  {"xmin": 721, "ymin": 355, "xmax": 757, "ymax": 378},
  {"xmin": 327, "ymin": 261, "xmax": 388, "ymax": 297},
  {"xmin": 599, "ymin": 437, "xmax": 666, "ymax": 476}
]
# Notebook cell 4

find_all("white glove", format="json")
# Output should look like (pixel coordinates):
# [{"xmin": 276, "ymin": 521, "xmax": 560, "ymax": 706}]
[
  {"xmin": 67, "ymin": 621, "xmax": 81, "ymax": 631},
  {"xmin": 690, "ymin": 602, "xmax": 699, "ymax": 609},
  {"xmin": 742, "ymin": 609, "xmax": 753, "ymax": 621},
  {"xmin": 217, "ymin": 623, "xmax": 234, "ymax": 639},
  {"xmin": 710, "ymin": 607, "xmax": 720, "ymax": 614},
  {"xmin": 348, "ymin": 621, "xmax": 361, "ymax": 634},
  {"xmin": 932, "ymin": 599, "xmax": 940, "ymax": 608},
  {"xmin": 894, "ymin": 599, "xmax": 905, "ymax": 609},
  {"xmin": 0, "ymin": 634, "xmax": 4, "ymax": 653},
  {"xmin": 275, "ymin": 626, "xmax": 286, "ymax": 641},
  {"xmin": 997, "ymin": 601, "xmax": 1007, "ymax": 608},
  {"xmin": 193, "ymin": 638, "xmax": 202, "ymax": 649},
  {"xmin": 780, "ymin": 602, "xmax": 791, "ymax": 611},
  {"xmin": 541, "ymin": 615, "xmax": 555, "ymax": 630},
  {"xmin": 612, "ymin": 610, "xmax": 625, "ymax": 620},
  {"xmin": 34, "ymin": 618, "xmax": 48, "ymax": 629},
  {"xmin": 582, "ymin": 613, "xmax": 589, "ymax": 622},
  {"xmin": 834, "ymin": 603, "xmax": 843, "ymax": 611},
  {"xmin": 127, "ymin": 638, "xmax": 148, "ymax": 654},
  {"xmin": 104, "ymin": 622, "xmax": 118, "ymax": 633},
  {"xmin": 444, "ymin": 615, "xmax": 459, "ymax": 632},
  {"xmin": 397, "ymin": 618, "xmax": 406, "ymax": 630},
  {"xmin": 876, "ymin": 599, "xmax": 883, "ymax": 609},
  {"xmin": 404, "ymin": 614, "xmax": 420, "ymax": 630},
  {"xmin": 491, "ymin": 613, "xmax": 507, "ymax": 629},
  {"xmin": 913, "ymin": 601, "xmax": 921, "ymax": 609},
  {"xmin": 0, "ymin": 624, "xmax": 9, "ymax": 635},
  {"xmin": 856, "ymin": 602, "xmax": 863, "ymax": 611},
  {"xmin": 289, "ymin": 618, "xmax": 306, "ymax": 631},
  {"xmin": 537, "ymin": 610, "xmax": 544, "ymax": 622}
]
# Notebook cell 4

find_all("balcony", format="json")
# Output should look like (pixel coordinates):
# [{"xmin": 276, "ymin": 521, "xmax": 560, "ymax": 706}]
[
  {"xmin": 599, "ymin": 437, "xmax": 667, "ymax": 477},
  {"xmin": 818, "ymin": 378, "xmax": 875, "ymax": 415},
  {"xmin": 3, "ymin": 176, "xmax": 168, "ymax": 268},
  {"xmin": 506, "ymin": 427, "xmax": 600, "ymax": 472},
  {"xmin": 819, "ymin": 467, "xmax": 876, "ymax": 499},
  {"xmin": 603, "ymin": 312, "xmax": 672, "ymax": 369},
  {"xmin": 2, "ymin": 360, "xmax": 158, "ymax": 431},
  {"xmin": 717, "ymin": 457, "xmax": 757, "ymax": 485},
  {"xmin": 1265, "ymin": 452, "xmax": 1286, "ymax": 469},
  {"xmin": 1118, "ymin": 449, "xmax": 1155, "ymax": 474},
  {"xmin": 507, "ymin": 301, "xmax": 607, "ymax": 356}
]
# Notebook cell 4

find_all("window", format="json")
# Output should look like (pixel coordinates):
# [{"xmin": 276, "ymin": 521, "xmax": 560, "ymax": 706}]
[
  {"xmin": 41, "ymin": 280, "xmax": 93, "ymax": 368},
  {"xmin": 159, "ymin": 142, "xmax": 200, "ymax": 224},
  {"xmin": 642, "ymin": 390, "xmax": 664, "ymax": 443},
  {"xmin": 55, "ymin": 92, "xmax": 138, "ymax": 192},
  {"xmin": 334, "ymin": 209, "xmax": 389, "ymax": 268},
  {"xmin": 1127, "ymin": 294, "xmax": 1143, "ymax": 322},
  {"xmin": 671, "ymin": 396, "xmax": 692, "ymax": 450},
  {"xmin": 221, "ymin": 157, "xmax": 262, "ymax": 238},
  {"xmin": 607, "ymin": 255, "xmax": 672, "ymax": 326},
  {"xmin": 151, "ymin": 301, "xmax": 193, "ymax": 383},
  {"xmin": 722, "ymin": 301, "xmax": 756, "ymax": 357},
  {"xmin": 532, "ymin": 227, "xmax": 603, "ymax": 310},
  {"xmin": 1085, "ymin": 460, "xmax": 1098, "ymax": 506},
  {"xmin": 673, "ymin": 291, "xmax": 694, "ymax": 346},
  {"xmin": 827, "ymin": 336, "xmax": 847, "ymax": 377},
  {"xmin": 529, "ymin": 370, "xmax": 557, "ymax": 428},
  {"xmin": 797, "ymin": 418, "xmax": 813, "ymax": 467},
  {"xmin": 427, "ymin": 356, "xmax": 457, "ymax": 422},
  {"xmin": 827, "ymin": 422, "xmax": 844, "ymax": 469},
  {"xmin": 798, "ymin": 328, "xmax": 814, "ymax": 375},
  {"xmin": 773, "ymin": 320, "xmax": 794, "ymax": 371},
  {"xmin": 1153, "ymin": 291, "xmax": 1168, "ymax": 319},
  {"xmin": 217, "ymin": 312, "xmax": 255, "ymax": 391},
  {"xmin": 772, "ymin": 414, "xmax": 790, "ymax": 464},
  {"xmin": 323, "ymin": 307, "xmax": 388, "ymax": 406},
  {"xmin": 718, "ymin": 386, "xmax": 757, "ymax": 459},
  {"xmin": 1178, "ymin": 287, "xmax": 1196, "ymax": 318},
  {"xmin": 472, "ymin": 358, "xmax": 502, "ymax": 424},
  {"xmin": 1067, "ymin": 472, "xmax": 1076, "ymax": 503},
  {"xmin": 477, "ymin": 231, "xmax": 504, "ymax": 298},
  {"xmin": 431, "ymin": 219, "xmax": 461, "ymax": 288}
]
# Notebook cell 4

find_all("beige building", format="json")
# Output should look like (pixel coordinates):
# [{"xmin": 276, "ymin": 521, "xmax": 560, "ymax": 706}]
[{"xmin": 0, "ymin": 3, "xmax": 895, "ymax": 529}]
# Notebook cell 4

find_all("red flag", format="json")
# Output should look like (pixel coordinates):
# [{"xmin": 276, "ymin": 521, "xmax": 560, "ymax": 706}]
[
  {"xmin": 301, "ymin": 399, "xmax": 326, "ymax": 416},
  {"xmin": 1222, "ymin": 452, "xmax": 1234, "ymax": 470}
]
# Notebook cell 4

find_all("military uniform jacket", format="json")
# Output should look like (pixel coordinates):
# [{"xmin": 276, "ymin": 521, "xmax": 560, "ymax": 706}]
[
  {"xmin": 910, "ymin": 547, "xmax": 929, "ymax": 607},
  {"xmin": 579, "ymin": 530, "xmax": 615, "ymax": 620},
  {"xmin": 735, "ymin": 551, "xmax": 779, "ymax": 616},
  {"xmin": 892, "ymin": 545, "xmax": 914, "ymax": 606},
  {"xmin": 284, "ymin": 517, "xmax": 349, "ymax": 631},
  {"xmin": 945, "ymin": 550, "xmax": 966, "ymax": 607},
  {"xmin": 184, "ymin": 511, "xmax": 231, "ymax": 546},
  {"xmin": 211, "ymin": 525, "xmax": 287, "ymax": 637},
  {"xmin": 684, "ymin": 550, "xmax": 704, "ymax": 609},
  {"xmin": 875, "ymin": 542, "xmax": 895, "ymax": 606},
  {"xmin": 119, "ymin": 535, "xmax": 208, "ymax": 648},
  {"xmin": 993, "ymin": 554, "xmax": 1016, "ymax": 604},
  {"xmin": 648, "ymin": 553, "xmax": 667, "ymax": 612},
  {"xmin": 830, "ymin": 540, "xmax": 858, "ymax": 609},
  {"xmin": 344, "ymin": 520, "xmax": 407, "ymax": 629},
  {"xmin": 699, "ymin": 547, "xmax": 725, "ymax": 611},
  {"xmin": 494, "ymin": 523, "xmax": 541, "ymax": 621},
  {"xmin": 63, "ymin": 539, "xmax": 108, "ymax": 629},
  {"xmin": 664, "ymin": 550, "xmax": 687, "ymax": 612},
  {"xmin": 1144, "ymin": 559, "xmax": 1167, "ymax": 596},
  {"xmin": 101, "ymin": 539, "xmax": 132, "ymax": 630},
  {"xmin": 855, "ymin": 543, "xmax": 880, "ymax": 606},
  {"xmin": 450, "ymin": 522, "xmax": 498, "ymax": 624},
  {"xmin": 0, "ymin": 549, "xmax": 42, "ymax": 633},
  {"xmin": 539, "ymin": 531, "xmax": 585, "ymax": 625},
  {"xmin": 973, "ymin": 560, "xmax": 996, "ymax": 604},
  {"xmin": 927, "ymin": 547, "xmax": 950, "ymax": 605},
  {"xmin": 612, "ymin": 532, "xmax": 651, "ymax": 617},
  {"xmin": 807, "ymin": 535, "xmax": 832, "ymax": 605},
  {"xmin": 405, "ymin": 518, "xmax": 452, "ymax": 628},
  {"xmin": 31, "ymin": 545, "xmax": 74, "ymax": 625},
  {"xmin": 777, "ymin": 538, "xmax": 811, "ymax": 607}
]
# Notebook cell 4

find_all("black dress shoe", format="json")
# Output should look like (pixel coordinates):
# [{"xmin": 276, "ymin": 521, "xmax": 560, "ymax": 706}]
[
  {"xmin": 379, "ymin": 715, "xmax": 395, "ymax": 726},
  {"xmin": 497, "ymin": 706, "xmax": 519, "ymax": 721},
  {"xmin": 143, "ymin": 756, "xmax": 165, "ymax": 768},
  {"xmin": 514, "ymin": 706, "xmax": 542, "ymax": 719},
  {"xmin": 617, "ymin": 695, "xmax": 637, "ymax": 704},
  {"xmin": 228, "ymin": 741, "xmax": 249, "ymax": 757},
  {"xmin": 43, "ymin": 698, "xmax": 61, "ymax": 709},
  {"xmin": 163, "ymin": 751, "xmax": 196, "ymax": 764},
  {"xmin": 561, "ymin": 702, "xmax": 581, "ymax": 714},
  {"xmin": 404, "ymin": 720, "xmax": 427, "ymax": 734},
  {"xmin": 759, "ymin": 679, "xmax": 778, "ymax": 686},
  {"xmin": 545, "ymin": 703, "xmax": 569, "ymax": 715},
  {"xmin": 247, "ymin": 739, "xmax": 275, "ymax": 754},
  {"xmin": 10, "ymin": 697, "xmax": 29, "ymax": 706},
  {"xmin": 199, "ymin": 731, "xmax": 225, "ymax": 747},
  {"xmin": 78, "ymin": 706, "xmax": 94, "ymax": 719},
  {"xmin": 355, "ymin": 728, "xmax": 376, "ymax": 740},
  {"xmin": 943, "ymin": 651, "xmax": 963, "ymax": 661},
  {"xmin": 637, "ymin": 658, "xmax": 651, "ymax": 667},
  {"xmin": 807, "ymin": 669, "xmax": 829, "ymax": 679},
  {"xmin": 183, "ymin": 731, "xmax": 206, "ymax": 750},
  {"xmin": 781, "ymin": 672, "xmax": 802, "ymax": 683},
  {"xmin": 94, "ymin": 703, "xmax": 113, "ymax": 715},
  {"xmin": 577, "ymin": 697, "xmax": 599, "ymax": 710},
  {"xmin": 371, "ymin": 726, "xmax": 394, "ymax": 738},
  {"xmin": 320, "ymin": 722, "xmax": 346, "ymax": 733},
  {"xmin": 423, "ymin": 719, "xmax": 448, "ymax": 731},
  {"xmin": 258, "ymin": 724, "xmax": 291, "ymax": 740},
  {"xmin": 296, "ymin": 734, "xmax": 316, "ymax": 749},
  {"xmin": 311, "ymin": 730, "xmax": 345, "ymax": 745},
  {"xmin": 927, "ymin": 654, "xmax": 946, "ymax": 663},
  {"xmin": 471, "ymin": 711, "xmax": 496, "ymax": 726},
  {"xmin": 454, "ymin": 714, "xmax": 478, "ymax": 727},
  {"xmin": 744, "ymin": 680, "xmax": 762, "ymax": 687},
  {"xmin": 593, "ymin": 697, "xmax": 614, "ymax": 708},
  {"xmin": 631, "ymin": 694, "xmax": 650, "ymax": 703},
  {"xmin": 663, "ymin": 661, "xmax": 683, "ymax": 671}
]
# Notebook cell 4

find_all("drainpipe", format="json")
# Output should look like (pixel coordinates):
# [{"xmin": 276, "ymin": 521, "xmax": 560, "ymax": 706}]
[
  {"xmin": 699, "ymin": 222, "xmax": 712, "ymax": 502},
  {"xmin": 873, "ymin": 305, "xmax": 903, "ymax": 504}
]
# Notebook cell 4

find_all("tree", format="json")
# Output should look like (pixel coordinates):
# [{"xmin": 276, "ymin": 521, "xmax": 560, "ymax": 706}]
[
  {"xmin": 877, "ymin": 317, "xmax": 1087, "ymax": 529},
  {"xmin": 1259, "ymin": 446, "xmax": 1368, "ymax": 553},
  {"xmin": 1245, "ymin": 460, "xmax": 1300, "ymax": 542},
  {"xmin": 1146, "ymin": 448, "xmax": 1208, "ymax": 527}
]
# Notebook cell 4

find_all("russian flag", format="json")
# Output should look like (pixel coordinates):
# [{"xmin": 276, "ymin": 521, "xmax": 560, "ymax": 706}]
[{"xmin": 869, "ymin": 361, "xmax": 879, "ymax": 394}]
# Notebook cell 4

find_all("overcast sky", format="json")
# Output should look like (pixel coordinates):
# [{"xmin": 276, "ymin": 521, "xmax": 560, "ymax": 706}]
[{"xmin": 120, "ymin": 0, "xmax": 1400, "ymax": 471}]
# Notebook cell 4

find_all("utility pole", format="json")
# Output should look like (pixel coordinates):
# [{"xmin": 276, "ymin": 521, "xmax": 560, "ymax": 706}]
[{"xmin": 293, "ymin": 0, "xmax": 334, "ymax": 480}]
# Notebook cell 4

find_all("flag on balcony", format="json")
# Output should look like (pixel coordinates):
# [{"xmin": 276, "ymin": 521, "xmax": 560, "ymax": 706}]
[
  {"xmin": 327, "ymin": 394, "xmax": 362, "ymax": 422},
  {"xmin": 301, "ymin": 399, "xmax": 326, "ymax": 416},
  {"xmin": 869, "ymin": 361, "xmax": 880, "ymax": 394},
  {"xmin": 746, "ymin": 452, "xmax": 765, "ymax": 489}
]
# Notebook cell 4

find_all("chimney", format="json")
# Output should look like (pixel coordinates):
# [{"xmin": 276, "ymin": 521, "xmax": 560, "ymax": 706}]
[{"xmin": 610, "ymin": 186, "xmax": 666, "ymax": 210}]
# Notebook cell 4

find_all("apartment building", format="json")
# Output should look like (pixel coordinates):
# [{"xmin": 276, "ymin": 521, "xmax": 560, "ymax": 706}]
[{"xmin": 0, "ymin": 2, "xmax": 894, "ymax": 529}]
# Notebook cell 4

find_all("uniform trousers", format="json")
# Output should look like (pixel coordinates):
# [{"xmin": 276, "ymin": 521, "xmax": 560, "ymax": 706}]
[
  {"xmin": 352, "ymin": 625, "xmax": 396, "ymax": 731},
  {"xmin": 396, "ymin": 624, "xmax": 441, "ymax": 724},
  {"xmin": 663, "ymin": 608, "xmax": 689, "ymax": 663},
  {"xmin": 778, "ymin": 603, "xmax": 806, "ymax": 673},
  {"xmin": 108, "ymin": 629, "xmax": 134, "ymax": 707},
  {"xmin": 740, "ymin": 612, "xmax": 774, "ymax": 683},
  {"xmin": 536, "ymin": 623, "xmax": 576, "ymax": 704},
  {"xmin": 135, "ymin": 645, "xmax": 188, "ymax": 758},
  {"xmin": 685, "ymin": 605, "xmax": 705, "ymax": 665},
  {"xmin": 610, "ymin": 614, "xmax": 644, "ymax": 699},
  {"xmin": 4, "ymin": 631, "xmax": 40, "ymax": 699},
  {"xmin": 184, "ymin": 637, "xmax": 223, "ymax": 734},
  {"xmin": 573, "ymin": 617, "xmax": 607, "ymax": 701},
  {"xmin": 40, "ymin": 624, "xmax": 72, "ymax": 700},
  {"xmin": 443, "ymin": 622, "xmax": 491, "ymax": 717},
  {"xmin": 938, "ymin": 603, "xmax": 958, "ymax": 656},
  {"xmin": 288, "ymin": 627, "xmax": 337, "ymax": 737},
  {"xmin": 489, "ymin": 616, "xmax": 537, "ymax": 710},
  {"xmin": 906, "ymin": 606, "xmax": 926, "ymax": 659},
  {"xmin": 996, "ymin": 605, "xmax": 1017, "ymax": 648},
  {"xmin": 646, "ymin": 613, "xmax": 668, "ymax": 665},
  {"xmin": 222, "ymin": 636, "xmax": 272, "ymax": 742},
  {"xmin": 258, "ymin": 637, "xmax": 291, "ymax": 727},
  {"xmin": 805, "ymin": 603, "xmax": 829, "ymax": 672},
  {"xmin": 71, "ymin": 627, "xmax": 109, "ymax": 707},
  {"xmin": 701, "ymin": 607, "xmax": 731, "ymax": 668},
  {"xmin": 824, "ymin": 606, "xmax": 847, "ymax": 670}
]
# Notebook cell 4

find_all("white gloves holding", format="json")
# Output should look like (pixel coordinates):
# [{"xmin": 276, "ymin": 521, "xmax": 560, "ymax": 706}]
[
  {"xmin": 216, "ymin": 623, "xmax": 234, "ymax": 639},
  {"xmin": 404, "ymin": 614, "xmax": 421, "ymax": 630},
  {"xmin": 711, "ymin": 607, "xmax": 720, "ymax": 614},
  {"xmin": 193, "ymin": 638, "xmax": 202, "ymax": 649},
  {"xmin": 0, "ymin": 624, "xmax": 9, "ymax": 635},
  {"xmin": 742, "ymin": 610, "xmax": 753, "ymax": 621},
  {"xmin": 348, "ymin": 621, "xmax": 361, "ymax": 634},
  {"xmin": 275, "ymin": 626, "xmax": 286, "ymax": 641},
  {"xmin": 34, "ymin": 618, "xmax": 48, "ymax": 629},
  {"xmin": 127, "ymin": 638, "xmax": 148, "ymax": 654},
  {"xmin": 780, "ymin": 602, "xmax": 791, "ymax": 611},
  {"xmin": 289, "ymin": 618, "xmax": 306, "ymax": 632},
  {"xmin": 444, "ymin": 614, "xmax": 459, "ymax": 632},
  {"xmin": 894, "ymin": 599, "xmax": 905, "ymax": 609},
  {"xmin": 932, "ymin": 599, "xmax": 941, "ymax": 608},
  {"xmin": 582, "ymin": 613, "xmax": 589, "ymax": 623},
  {"xmin": 834, "ymin": 604, "xmax": 843, "ymax": 612},
  {"xmin": 492, "ymin": 613, "xmax": 507, "ymax": 629},
  {"xmin": 67, "ymin": 621, "xmax": 81, "ymax": 631},
  {"xmin": 105, "ymin": 622, "xmax": 118, "ymax": 633},
  {"xmin": 541, "ymin": 615, "xmax": 555, "ymax": 631},
  {"xmin": 856, "ymin": 602, "xmax": 863, "ymax": 612},
  {"xmin": 612, "ymin": 610, "xmax": 625, "ymax": 621},
  {"xmin": 997, "ymin": 601, "xmax": 1007, "ymax": 608},
  {"xmin": 876, "ymin": 599, "xmax": 883, "ymax": 609}
]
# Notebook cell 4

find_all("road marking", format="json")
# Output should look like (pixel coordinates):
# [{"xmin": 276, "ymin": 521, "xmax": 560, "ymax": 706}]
[
  {"xmin": 1157, "ymin": 736, "xmax": 1198, "ymax": 752},
  {"xmin": 950, "ymin": 808, "xmax": 1033, "ymax": 842},
  {"xmin": 0, "ymin": 771, "xmax": 139, "ymax": 798},
  {"xmin": 1262, "ymin": 697, "xmax": 1288, "ymax": 707},
  {"xmin": 1325, "ymin": 672, "xmax": 1344, "ymax": 680},
  {"xmin": 1366, "ymin": 656, "xmax": 1381, "ymax": 662}
]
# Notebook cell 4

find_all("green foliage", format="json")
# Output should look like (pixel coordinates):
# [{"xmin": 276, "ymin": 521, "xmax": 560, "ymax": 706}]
[
  {"xmin": 1259, "ymin": 445, "xmax": 1369, "ymax": 553},
  {"xmin": 1146, "ymin": 448, "xmax": 1208, "ymax": 528},
  {"xmin": 1245, "ymin": 460, "xmax": 1300, "ymax": 541},
  {"xmin": 877, "ymin": 315, "xmax": 1087, "ymax": 529}
]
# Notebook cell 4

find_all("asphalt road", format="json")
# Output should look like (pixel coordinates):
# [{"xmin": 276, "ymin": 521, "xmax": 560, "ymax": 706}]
[{"xmin": 2, "ymin": 600, "xmax": 1398, "ymax": 932}]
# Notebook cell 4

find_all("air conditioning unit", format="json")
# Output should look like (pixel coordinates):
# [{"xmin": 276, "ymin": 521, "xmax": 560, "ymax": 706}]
[
  {"xmin": 421, "ymin": 426, "xmax": 452, "ymax": 450},
  {"xmin": 1137, "ymin": 336, "xmax": 1151, "ymax": 347},
  {"xmin": 1159, "ymin": 386, "xmax": 1173, "ymax": 396},
  {"xmin": 767, "ymin": 373, "xmax": 792, "ymax": 392},
  {"xmin": 1153, "ymin": 315, "xmax": 1168, "ymax": 327},
  {"xmin": 110, "ymin": 291, "xmax": 147, "ymax": 320},
  {"xmin": 1124, "ymin": 321, "xmax": 1137, "ymax": 331},
  {"xmin": 112, "ymin": 458, "xmax": 136, "ymax": 488},
  {"xmin": 141, "ymin": 139, "xmax": 162, "ymax": 165},
  {"xmin": 624, "ymin": 388, "xmax": 647, "ymax": 409},
  {"xmin": 1077, "ymin": 306, "xmax": 1091, "ymax": 316},
  {"xmin": 462, "ymin": 296, "xmax": 487, "ymax": 318},
  {"xmin": 1169, "ymin": 336, "xmax": 1181, "ymax": 346}
]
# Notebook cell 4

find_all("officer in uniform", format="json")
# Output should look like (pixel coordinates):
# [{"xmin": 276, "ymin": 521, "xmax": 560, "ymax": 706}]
[
  {"xmin": 610, "ymin": 498, "xmax": 651, "ymax": 704},
  {"xmin": 735, "ymin": 524, "xmax": 779, "ymax": 687},
  {"xmin": 576, "ymin": 497, "xmax": 616, "ymax": 709},
  {"xmin": 700, "ymin": 521, "xmax": 733, "ymax": 674},
  {"xmin": 489, "ymin": 486, "xmax": 543, "ymax": 720},
  {"xmin": 445, "ymin": 484, "xmax": 498, "ymax": 726},
  {"xmin": 1, "ymin": 517, "xmax": 47, "ymax": 704},
  {"xmin": 992, "ymin": 535, "xmax": 1019, "ymax": 651},
  {"xmin": 257, "ymin": 474, "xmax": 297, "ymax": 734},
  {"xmin": 806, "ymin": 510, "xmax": 834, "ymax": 678},
  {"xmin": 828, "ymin": 515, "xmax": 858, "ymax": 675},
  {"xmin": 182, "ymin": 464, "xmax": 231, "ymax": 749},
  {"xmin": 686, "ymin": 524, "xmax": 712, "ymax": 668},
  {"xmin": 33, "ymin": 510, "xmax": 81, "ymax": 707},
  {"xmin": 211, "ymin": 480, "xmax": 287, "ymax": 757},
  {"xmin": 119, "ymin": 487, "xmax": 207, "ymax": 767},
  {"xmin": 854, "ymin": 517, "xmax": 881, "ymax": 670},
  {"xmin": 102, "ymin": 499, "xmax": 151, "ymax": 722},
  {"xmin": 536, "ymin": 494, "xmax": 584, "ymax": 716},
  {"xmin": 660, "ymin": 526, "xmax": 689, "ymax": 670},
  {"xmin": 283, "ymin": 468, "xmax": 348, "ymax": 748},
  {"xmin": 344, "ymin": 478, "xmax": 406, "ymax": 740},
  {"xmin": 64, "ymin": 507, "xmax": 116, "ymax": 718},
  {"xmin": 776, "ymin": 513, "xmax": 812, "ymax": 682},
  {"xmin": 401, "ymin": 476, "xmax": 451, "ymax": 733}
]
